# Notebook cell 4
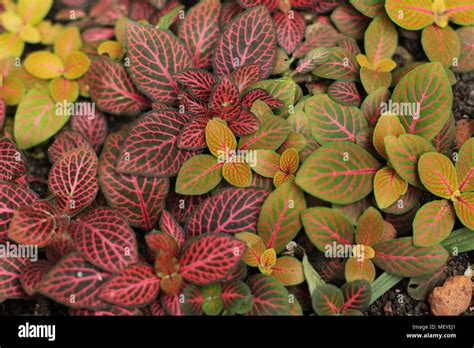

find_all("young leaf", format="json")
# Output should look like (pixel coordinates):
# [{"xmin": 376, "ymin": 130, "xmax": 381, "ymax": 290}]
[
  {"xmin": 213, "ymin": 5, "xmax": 276, "ymax": 78},
  {"xmin": 236, "ymin": 232, "xmax": 265, "ymax": 267},
  {"xmin": 69, "ymin": 207, "xmax": 139, "ymax": 273},
  {"xmin": 373, "ymin": 114, "xmax": 406, "ymax": 159},
  {"xmin": 302, "ymin": 207, "xmax": 355, "ymax": 252},
  {"xmin": 174, "ymin": 69, "xmax": 215, "ymax": 101},
  {"xmin": 314, "ymin": 47, "xmax": 360, "ymax": 81},
  {"xmin": 116, "ymin": 109, "xmax": 199, "ymax": 177},
  {"xmin": 247, "ymin": 274, "xmax": 290, "ymax": 315},
  {"xmin": 14, "ymin": 88, "xmax": 69, "ymax": 150},
  {"xmin": 54, "ymin": 26, "xmax": 82, "ymax": 62},
  {"xmin": 312, "ymin": 284, "xmax": 344, "ymax": 315},
  {"xmin": 374, "ymin": 167, "xmax": 408, "ymax": 209},
  {"xmin": 418, "ymin": 152, "xmax": 459, "ymax": 200},
  {"xmin": 385, "ymin": 0, "xmax": 434, "ymax": 30},
  {"xmin": 99, "ymin": 133, "xmax": 169, "ymax": 230},
  {"xmin": 49, "ymin": 145, "xmax": 99, "ymax": 216},
  {"xmin": 421, "ymin": 25, "xmax": 461, "ymax": 68},
  {"xmin": 306, "ymin": 94, "xmax": 367, "ymax": 144},
  {"xmin": 413, "ymin": 200, "xmax": 456, "ymax": 247},
  {"xmin": 99, "ymin": 263, "xmax": 160, "ymax": 308},
  {"xmin": 24, "ymin": 51, "xmax": 64, "ymax": 80},
  {"xmin": 179, "ymin": 234, "xmax": 246, "ymax": 285},
  {"xmin": 392, "ymin": 62, "xmax": 452, "ymax": 140},
  {"xmin": 373, "ymin": 237, "xmax": 449, "ymax": 277},
  {"xmin": 273, "ymin": 10, "xmax": 305, "ymax": 55},
  {"xmin": 86, "ymin": 56, "xmax": 150, "ymax": 116},
  {"xmin": 20, "ymin": 259, "xmax": 53, "ymax": 296},
  {"xmin": 258, "ymin": 181, "xmax": 306, "ymax": 253},
  {"xmin": 39, "ymin": 252, "xmax": 110, "ymax": 309},
  {"xmin": 456, "ymin": 138, "xmax": 473, "ymax": 193},
  {"xmin": 8, "ymin": 201, "xmax": 58, "ymax": 247},
  {"xmin": 345, "ymin": 258, "xmax": 376, "ymax": 283},
  {"xmin": 385, "ymin": 134, "xmax": 436, "ymax": 188},
  {"xmin": 364, "ymin": 14, "xmax": 397, "ymax": 67},
  {"xmin": 0, "ymin": 256, "xmax": 29, "ymax": 302},
  {"xmin": 296, "ymin": 142, "xmax": 381, "ymax": 204},
  {"xmin": 176, "ymin": 154, "xmax": 223, "ymax": 195},
  {"xmin": 0, "ymin": 137, "xmax": 27, "ymax": 183},
  {"xmin": 0, "ymin": 182, "xmax": 39, "ymax": 240},
  {"xmin": 210, "ymin": 77, "xmax": 241, "ymax": 120},
  {"xmin": 146, "ymin": 230, "xmax": 180, "ymax": 259},
  {"xmin": 179, "ymin": 0, "xmax": 220, "ymax": 69},
  {"xmin": 125, "ymin": 22, "xmax": 193, "ymax": 103},
  {"xmin": 360, "ymin": 67, "xmax": 392, "ymax": 94}
]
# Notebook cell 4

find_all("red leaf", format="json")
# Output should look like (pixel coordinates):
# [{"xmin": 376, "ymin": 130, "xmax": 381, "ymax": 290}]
[
  {"xmin": 177, "ymin": 116, "xmax": 209, "ymax": 150},
  {"xmin": 0, "ymin": 137, "xmax": 27, "ymax": 183},
  {"xmin": 228, "ymin": 109, "xmax": 260, "ymax": 136},
  {"xmin": 182, "ymin": 284, "xmax": 203, "ymax": 315},
  {"xmin": 99, "ymin": 133, "xmax": 169, "ymax": 230},
  {"xmin": 313, "ymin": 0, "xmax": 344, "ymax": 13},
  {"xmin": 125, "ymin": 22, "xmax": 193, "ymax": 103},
  {"xmin": 159, "ymin": 210, "xmax": 185, "ymax": 247},
  {"xmin": 178, "ymin": 92, "xmax": 212, "ymax": 117},
  {"xmin": 186, "ymin": 188, "xmax": 269, "ymax": 237},
  {"xmin": 70, "ymin": 110, "xmax": 108, "ymax": 152},
  {"xmin": 69, "ymin": 207, "xmax": 139, "ymax": 273},
  {"xmin": 20, "ymin": 259, "xmax": 53, "ymax": 296},
  {"xmin": 48, "ymin": 145, "xmax": 99, "ymax": 216},
  {"xmin": 8, "ymin": 201, "xmax": 58, "ymax": 247},
  {"xmin": 0, "ymin": 183, "xmax": 39, "ymax": 241},
  {"xmin": 241, "ymin": 89, "xmax": 284, "ymax": 109},
  {"xmin": 48, "ymin": 131, "xmax": 90, "ymax": 163},
  {"xmin": 86, "ymin": 56, "xmax": 150, "ymax": 116},
  {"xmin": 238, "ymin": 0, "xmax": 279, "ymax": 11},
  {"xmin": 179, "ymin": 234, "xmax": 246, "ymax": 285},
  {"xmin": 45, "ymin": 218, "xmax": 74, "ymax": 263},
  {"xmin": 291, "ymin": 0, "xmax": 316, "ymax": 8},
  {"xmin": 220, "ymin": 1, "xmax": 244, "ymax": 25},
  {"xmin": 166, "ymin": 192, "xmax": 210, "ymax": 224},
  {"xmin": 0, "ymin": 255, "xmax": 29, "ymax": 302},
  {"xmin": 116, "ymin": 109, "xmax": 200, "ymax": 177},
  {"xmin": 99, "ymin": 263, "xmax": 160, "ymax": 308},
  {"xmin": 179, "ymin": 0, "xmax": 221, "ymax": 69},
  {"xmin": 174, "ymin": 69, "xmax": 215, "ymax": 101},
  {"xmin": 231, "ymin": 64, "xmax": 262, "ymax": 93},
  {"xmin": 273, "ymin": 10, "xmax": 305, "ymax": 54},
  {"xmin": 69, "ymin": 306, "xmax": 143, "ymax": 316},
  {"xmin": 146, "ymin": 231, "xmax": 180, "ymax": 258},
  {"xmin": 161, "ymin": 292, "xmax": 185, "ymax": 315},
  {"xmin": 214, "ymin": 5, "xmax": 276, "ymax": 78},
  {"xmin": 330, "ymin": 4, "xmax": 370, "ymax": 40},
  {"xmin": 0, "ymin": 98, "xmax": 5, "ymax": 129},
  {"xmin": 39, "ymin": 252, "xmax": 111, "ymax": 309},
  {"xmin": 210, "ymin": 76, "xmax": 241, "ymax": 120}
]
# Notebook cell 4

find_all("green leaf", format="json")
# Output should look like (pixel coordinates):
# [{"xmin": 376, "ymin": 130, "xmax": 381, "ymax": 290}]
[
  {"xmin": 373, "ymin": 167, "xmax": 408, "ymax": 209},
  {"xmin": 258, "ymin": 181, "xmax": 306, "ymax": 253},
  {"xmin": 369, "ymin": 272, "xmax": 403, "ymax": 305},
  {"xmin": 296, "ymin": 142, "xmax": 381, "ymax": 204},
  {"xmin": 251, "ymin": 150, "xmax": 280, "ymax": 178},
  {"xmin": 350, "ymin": 0, "xmax": 385, "ymax": 18},
  {"xmin": 373, "ymin": 237, "xmax": 449, "ymax": 277},
  {"xmin": 332, "ymin": 197, "xmax": 372, "ymax": 226},
  {"xmin": 364, "ymin": 14, "xmax": 398, "ymax": 67},
  {"xmin": 176, "ymin": 155, "xmax": 223, "ymax": 195},
  {"xmin": 14, "ymin": 88, "xmax": 69, "ymax": 150},
  {"xmin": 302, "ymin": 207, "xmax": 355, "ymax": 252},
  {"xmin": 356, "ymin": 207, "xmax": 384, "ymax": 246},
  {"xmin": 421, "ymin": 25, "xmax": 461, "ymax": 68},
  {"xmin": 156, "ymin": 5, "xmax": 184, "ymax": 29},
  {"xmin": 249, "ymin": 78, "xmax": 297, "ymax": 117},
  {"xmin": 313, "ymin": 47, "xmax": 360, "ymax": 81},
  {"xmin": 418, "ymin": 152, "xmax": 459, "ymax": 200},
  {"xmin": 453, "ymin": 192, "xmax": 474, "ymax": 230},
  {"xmin": 385, "ymin": 0, "xmax": 434, "ymax": 30},
  {"xmin": 341, "ymin": 280, "xmax": 372, "ymax": 313},
  {"xmin": 238, "ymin": 114, "xmax": 291, "ymax": 151},
  {"xmin": 441, "ymin": 228, "xmax": 474, "ymax": 254},
  {"xmin": 385, "ymin": 134, "xmax": 436, "ymax": 188},
  {"xmin": 246, "ymin": 274, "xmax": 290, "ymax": 315},
  {"xmin": 381, "ymin": 185, "xmax": 421, "ymax": 215},
  {"xmin": 302, "ymin": 254, "xmax": 325, "ymax": 296},
  {"xmin": 413, "ymin": 200, "xmax": 456, "ymax": 247},
  {"xmin": 456, "ymin": 138, "xmax": 473, "ymax": 193},
  {"xmin": 360, "ymin": 67, "xmax": 392, "ymax": 94},
  {"xmin": 452, "ymin": 27, "xmax": 474, "ymax": 73},
  {"xmin": 407, "ymin": 264, "xmax": 447, "ymax": 301},
  {"xmin": 431, "ymin": 114, "xmax": 455, "ymax": 156},
  {"xmin": 312, "ymin": 284, "xmax": 344, "ymax": 316},
  {"xmin": 392, "ymin": 62, "xmax": 452, "ymax": 140},
  {"xmin": 272, "ymin": 256, "xmax": 304, "ymax": 286},
  {"xmin": 361, "ymin": 87, "xmax": 391, "ymax": 127},
  {"xmin": 305, "ymin": 94, "xmax": 367, "ymax": 144}
]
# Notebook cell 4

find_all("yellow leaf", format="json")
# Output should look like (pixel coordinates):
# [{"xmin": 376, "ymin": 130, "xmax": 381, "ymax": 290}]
[
  {"xmin": 9, "ymin": 66, "xmax": 44, "ymax": 90},
  {"xmin": 279, "ymin": 148, "xmax": 299, "ymax": 174},
  {"xmin": 63, "ymin": 51, "xmax": 90, "ymax": 80},
  {"xmin": 49, "ymin": 77, "xmax": 79, "ymax": 103},
  {"xmin": 37, "ymin": 20, "xmax": 63, "ymax": 45},
  {"xmin": 97, "ymin": 40, "xmax": 124, "ymax": 60},
  {"xmin": 115, "ymin": 16, "xmax": 127, "ymax": 43},
  {"xmin": 356, "ymin": 54, "xmax": 373, "ymax": 69},
  {"xmin": 77, "ymin": 77, "xmax": 89, "ymax": 98},
  {"xmin": 432, "ymin": 0, "xmax": 449, "ymax": 27},
  {"xmin": 373, "ymin": 113, "xmax": 405, "ymax": 159},
  {"xmin": 375, "ymin": 58, "xmax": 397, "ymax": 72},
  {"xmin": 258, "ymin": 248, "xmax": 277, "ymax": 274},
  {"xmin": 222, "ymin": 162, "xmax": 252, "ymax": 187},
  {"xmin": 272, "ymin": 256, "xmax": 305, "ymax": 286},
  {"xmin": 1, "ymin": 11, "xmax": 23, "ymax": 33},
  {"xmin": 18, "ymin": 0, "xmax": 53, "ymax": 26},
  {"xmin": 20, "ymin": 24, "xmax": 41, "ymax": 44},
  {"xmin": 205, "ymin": 119, "xmax": 237, "ymax": 157},
  {"xmin": 24, "ymin": 51, "xmax": 64, "ymax": 80},
  {"xmin": 236, "ymin": 232, "xmax": 266, "ymax": 267},
  {"xmin": 0, "ymin": 33, "xmax": 25, "ymax": 60},
  {"xmin": 374, "ymin": 167, "xmax": 408, "ymax": 209},
  {"xmin": 54, "ymin": 26, "xmax": 82, "ymax": 62},
  {"xmin": 0, "ymin": 78, "xmax": 25, "ymax": 105},
  {"xmin": 273, "ymin": 170, "xmax": 294, "ymax": 187}
]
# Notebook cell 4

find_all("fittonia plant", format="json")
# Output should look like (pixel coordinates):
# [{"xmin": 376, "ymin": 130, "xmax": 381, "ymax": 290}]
[{"xmin": 0, "ymin": 0, "xmax": 473, "ymax": 317}]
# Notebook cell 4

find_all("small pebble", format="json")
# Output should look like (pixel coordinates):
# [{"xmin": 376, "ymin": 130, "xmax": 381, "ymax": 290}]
[{"xmin": 429, "ymin": 276, "xmax": 473, "ymax": 316}]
